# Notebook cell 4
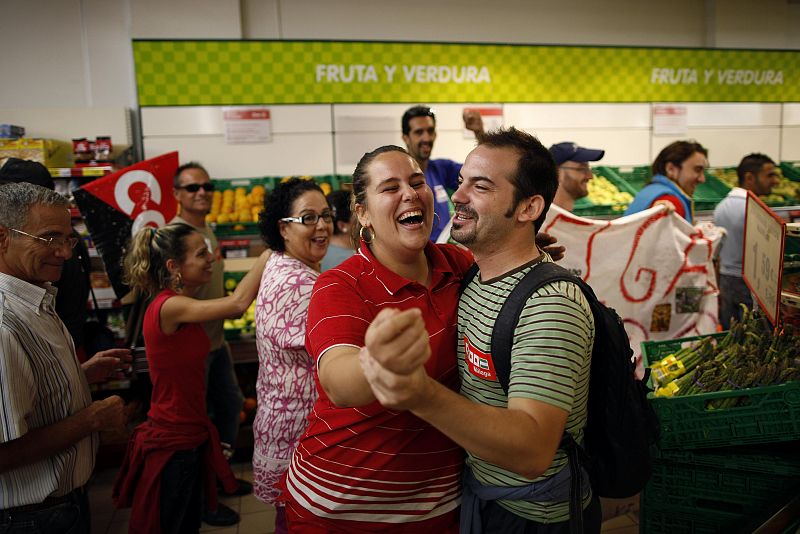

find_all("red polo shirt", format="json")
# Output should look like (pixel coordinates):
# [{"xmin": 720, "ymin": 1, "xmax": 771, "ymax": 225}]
[{"xmin": 283, "ymin": 241, "xmax": 473, "ymax": 533}]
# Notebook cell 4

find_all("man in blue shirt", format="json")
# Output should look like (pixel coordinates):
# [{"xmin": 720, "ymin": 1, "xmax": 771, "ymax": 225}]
[
  {"xmin": 713, "ymin": 153, "xmax": 779, "ymax": 329},
  {"xmin": 401, "ymin": 106, "xmax": 484, "ymax": 241}
]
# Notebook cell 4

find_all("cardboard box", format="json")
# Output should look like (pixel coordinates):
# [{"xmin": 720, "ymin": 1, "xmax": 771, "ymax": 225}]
[{"xmin": 0, "ymin": 138, "xmax": 71, "ymax": 167}]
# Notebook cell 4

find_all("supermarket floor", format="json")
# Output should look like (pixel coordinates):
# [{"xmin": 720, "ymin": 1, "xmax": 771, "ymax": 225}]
[{"xmin": 87, "ymin": 462, "xmax": 639, "ymax": 533}]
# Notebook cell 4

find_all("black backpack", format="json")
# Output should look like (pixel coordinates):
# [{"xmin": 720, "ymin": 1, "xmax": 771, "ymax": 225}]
[{"xmin": 461, "ymin": 261, "xmax": 659, "ymax": 528}]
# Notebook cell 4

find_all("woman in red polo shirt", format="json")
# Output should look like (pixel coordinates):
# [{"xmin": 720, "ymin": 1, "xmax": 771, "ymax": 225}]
[
  {"xmin": 281, "ymin": 146, "xmax": 474, "ymax": 533},
  {"xmin": 114, "ymin": 222, "xmax": 269, "ymax": 533}
]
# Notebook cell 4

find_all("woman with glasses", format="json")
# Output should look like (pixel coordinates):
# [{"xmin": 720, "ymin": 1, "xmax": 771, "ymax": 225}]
[
  {"xmin": 252, "ymin": 178, "xmax": 333, "ymax": 534},
  {"xmin": 113, "ymin": 222, "xmax": 270, "ymax": 533}
]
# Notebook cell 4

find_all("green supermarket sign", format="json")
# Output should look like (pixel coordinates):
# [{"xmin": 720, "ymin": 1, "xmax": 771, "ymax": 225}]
[{"xmin": 133, "ymin": 40, "xmax": 800, "ymax": 106}]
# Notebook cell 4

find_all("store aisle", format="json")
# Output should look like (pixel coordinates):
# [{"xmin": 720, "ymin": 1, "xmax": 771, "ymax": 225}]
[{"xmin": 87, "ymin": 461, "xmax": 637, "ymax": 533}]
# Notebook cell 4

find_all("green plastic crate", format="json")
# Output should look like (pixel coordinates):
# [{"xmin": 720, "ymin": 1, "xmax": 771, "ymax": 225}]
[
  {"xmin": 693, "ymin": 173, "xmax": 731, "ymax": 211},
  {"xmin": 655, "ymin": 442, "xmax": 800, "ymax": 477},
  {"xmin": 644, "ymin": 459, "xmax": 800, "ymax": 515},
  {"xmin": 780, "ymin": 161, "xmax": 800, "ymax": 182},
  {"xmin": 641, "ymin": 500, "xmax": 754, "ymax": 534},
  {"xmin": 608, "ymin": 165, "xmax": 651, "ymax": 192},
  {"xmin": 642, "ymin": 335, "xmax": 800, "ymax": 450}
]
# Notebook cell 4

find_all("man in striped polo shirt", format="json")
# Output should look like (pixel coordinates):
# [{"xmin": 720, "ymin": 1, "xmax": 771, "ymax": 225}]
[
  {"xmin": 361, "ymin": 128, "xmax": 601, "ymax": 533},
  {"xmin": 0, "ymin": 182, "xmax": 128, "ymax": 533}
]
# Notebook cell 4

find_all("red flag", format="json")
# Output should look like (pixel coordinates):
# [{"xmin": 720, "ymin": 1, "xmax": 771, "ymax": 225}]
[
  {"xmin": 74, "ymin": 152, "xmax": 179, "ymax": 297},
  {"xmin": 79, "ymin": 151, "xmax": 178, "ymax": 231}
]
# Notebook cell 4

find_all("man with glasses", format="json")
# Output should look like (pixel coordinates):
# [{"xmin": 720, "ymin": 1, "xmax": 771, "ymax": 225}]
[
  {"xmin": 549, "ymin": 142, "xmax": 605, "ymax": 212},
  {"xmin": 0, "ymin": 181, "xmax": 128, "ymax": 533},
  {"xmin": 171, "ymin": 162, "xmax": 249, "ymax": 527}
]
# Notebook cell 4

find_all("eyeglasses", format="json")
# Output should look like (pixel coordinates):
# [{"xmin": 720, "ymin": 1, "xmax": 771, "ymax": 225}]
[
  {"xmin": 176, "ymin": 183, "xmax": 215, "ymax": 193},
  {"xmin": 280, "ymin": 212, "xmax": 334, "ymax": 226},
  {"xmin": 10, "ymin": 228, "xmax": 79, "ymax": 250},
  {"xmin": 560, "ymin": 165, "xmax": 593, "ymax": 176}
]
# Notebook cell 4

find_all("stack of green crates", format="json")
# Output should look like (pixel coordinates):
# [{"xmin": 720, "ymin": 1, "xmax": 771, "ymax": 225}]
[{"xmin": 640, "ymin": 335, "xmax": 800, "ymax": 533}]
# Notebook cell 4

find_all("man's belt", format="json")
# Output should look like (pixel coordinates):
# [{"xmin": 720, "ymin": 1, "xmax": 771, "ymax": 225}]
[{"xmin": 1, "ymin": 487, "xmax": 84, "ymax": 516}]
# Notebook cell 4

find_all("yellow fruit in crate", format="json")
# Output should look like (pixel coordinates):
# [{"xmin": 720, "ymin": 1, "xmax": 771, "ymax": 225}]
[
  {"xmin": 205, "ymin": 213, "xmax": 217, "ymax": 223},
  {"xmin": 586, "ymin": 176, "xmax": 633, "ymax": 206},
  {"xmin": 319, "ymin": 182, "xmax": 332, "ymax": 195},
  {"xmin": 239, "ymin": 210, "xmax": 252, "ymax": 222},
  {"xmin": 281, "ymin": 176, "xmax": 293, "ymax": 183},
  {"xmin": 217, "ymin": 213, "xmax": 230, "ymax": 224}
]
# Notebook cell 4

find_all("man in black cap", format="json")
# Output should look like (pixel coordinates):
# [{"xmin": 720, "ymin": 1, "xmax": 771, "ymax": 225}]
[
  {"xmin": 0, "ymin": 158, "xmax": 95, "ymax": 353},
  {"xmin": 549, "ymin": 142, "xmax": 605, "ymax": 212}
]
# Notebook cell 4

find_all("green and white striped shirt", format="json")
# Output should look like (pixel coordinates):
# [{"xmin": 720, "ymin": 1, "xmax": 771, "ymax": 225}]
[{"xmin": 458, "ymin": 256, "xmax": 594, "ymax": 523}]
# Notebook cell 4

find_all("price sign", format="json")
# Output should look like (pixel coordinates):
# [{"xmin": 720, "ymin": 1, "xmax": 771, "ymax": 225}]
[
  {"xmin": 223, "ymin": 107, "xmax": 272, "ymax": 144},
  {"xmin": 743, "ymin": 192, "xmax": 784, "ymax": 325}
]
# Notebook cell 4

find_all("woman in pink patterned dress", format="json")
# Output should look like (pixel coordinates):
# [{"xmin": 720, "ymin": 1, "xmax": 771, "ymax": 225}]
[{"xmin": 253, "ymin": 178, "xmax": 333, "ymax": 534}]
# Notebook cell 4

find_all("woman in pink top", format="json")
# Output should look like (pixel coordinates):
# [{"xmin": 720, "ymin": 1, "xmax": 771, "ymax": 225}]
[{"xmin": 252, "ymin": 178, "xmax": 333, "ymax": 534}]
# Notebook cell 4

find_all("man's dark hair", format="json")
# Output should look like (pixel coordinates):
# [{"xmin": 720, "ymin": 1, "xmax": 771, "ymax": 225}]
[
  {"xmin": 258, "ymin": 178, "xmax": 324, "ymax": 252},
  {"xmin": 401, "ymin": 106, "xmax": 436, "ymax": 135},
  {"xmin": 737, "ymin": 153, "xmax": 776, "ymax": 186},
  {"xmin": 327, "ymin": 189, "xmax": 353, "ymax": 235},
  {"xmin": 652, "ymin": 141, "xmax": 708, "ymax": 178},
  {"xmin": 173, "ymin": 161, "xmax": 209, "ymax": 188},
  {"xmin": 0, "ymin": 158, "xmax": 55, "ymax": 190},
  {"xmin": 479, "ymin": 127, "xmax": 558, "ymax": 233}
]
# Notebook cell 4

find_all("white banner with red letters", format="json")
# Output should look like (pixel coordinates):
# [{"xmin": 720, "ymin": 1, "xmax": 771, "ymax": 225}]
[{"xmin": 542, "ymin": 204, "xmax": 723, "ymax": 357}]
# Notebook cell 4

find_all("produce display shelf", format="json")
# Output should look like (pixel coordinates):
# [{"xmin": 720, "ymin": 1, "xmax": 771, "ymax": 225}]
[
  {"xmin": 49, "ymin": 166, "xmax": 113, "ymax": 178},
  {"xmin": 708, "ymin": 166, "xmax": 799, "ymax": 208},
  {"xmin": 211, "ymin": 174, "xmax": 349, "ymax": 193},
  {"xmin": 210, "ymin": 221, "xmax": 259, "ymax": 237},
  {"xmin": 571, "ymin": 167, "xmax": 637, "ymax": 216},
  {"xmin": 642, "ymin": 334, "xmax": 800, "ymax": 450}
]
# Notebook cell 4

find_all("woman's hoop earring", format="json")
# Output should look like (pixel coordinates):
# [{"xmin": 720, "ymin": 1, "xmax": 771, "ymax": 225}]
[
  {"xmin": 359, "ymin": 226, "xmax": 374, "ymax": 244},
  {"xmin": 172, "ymin": 272, "xmax": 184, "ymax": 292}
]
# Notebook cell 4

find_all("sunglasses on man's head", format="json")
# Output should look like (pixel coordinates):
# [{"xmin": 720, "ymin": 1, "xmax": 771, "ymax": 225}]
[{"xmin": 177, "ymin": 183, "xmax": 215, "ymax": 193}]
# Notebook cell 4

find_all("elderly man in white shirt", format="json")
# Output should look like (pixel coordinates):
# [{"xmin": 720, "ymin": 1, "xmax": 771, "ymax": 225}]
[{"xmin": 0, "ymin": 182, "xmax": 129, "ymax": 533}]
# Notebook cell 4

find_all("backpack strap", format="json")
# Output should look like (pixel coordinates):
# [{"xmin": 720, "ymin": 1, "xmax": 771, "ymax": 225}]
[
  {"xmin": 460, "ymin": 262, "xmax": 479, "ymax": 294},
  {"xmin": 491, "ymin": 261, "xmax": 581, "ymax": 394}
]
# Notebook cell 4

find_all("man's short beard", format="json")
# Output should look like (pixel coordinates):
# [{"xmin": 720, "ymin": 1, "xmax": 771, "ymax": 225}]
[{"xmin": 451, "ymin": 226, "xmax": 474, "ymax": 246}]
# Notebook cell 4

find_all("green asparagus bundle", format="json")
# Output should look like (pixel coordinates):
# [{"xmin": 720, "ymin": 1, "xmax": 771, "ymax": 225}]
[{"xmin": 653, "ymin": 306, "xmax": 800, "ymax": 403}]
